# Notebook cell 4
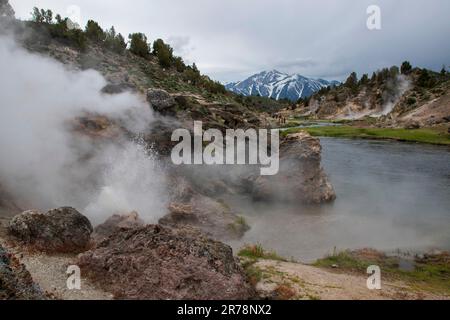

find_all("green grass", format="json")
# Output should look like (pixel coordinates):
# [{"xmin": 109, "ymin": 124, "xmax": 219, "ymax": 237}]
[
  {"xmin": 238, "ymin": 244, "xmax": 287, "ymax": 262},
  {"xmin": 283, "ymin": 126, "xmax": 450, "ymax": 145},
  {"xmin": 314, "ymin": 250, "xmax": 450, "ymax": 295}
]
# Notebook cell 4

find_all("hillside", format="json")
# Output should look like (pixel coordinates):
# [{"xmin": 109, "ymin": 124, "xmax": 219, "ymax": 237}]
[
  {"xmin": 0, "ymin": 10, "xmax": 290, "ymax": 133},
  {"xmin": 294, "ymin": 65, "xmax": 450, "ymax": 128},
  {"xmin": 226, "ymin": 70, "xmax": 339, "ymax": 102}
]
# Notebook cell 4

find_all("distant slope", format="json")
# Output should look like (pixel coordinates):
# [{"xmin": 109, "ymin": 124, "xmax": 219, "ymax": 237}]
[
  {"xmin": 297, "ymin": 66, "xmax": 450, "ymax": 128},
  {"xmin": 226, "ymin": 70, "xmax": 339, "ymax": 102}
]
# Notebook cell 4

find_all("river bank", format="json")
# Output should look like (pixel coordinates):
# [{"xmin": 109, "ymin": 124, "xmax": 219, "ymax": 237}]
[
  {"xmin": 238, "ymin": 245, "xmax": 450, "ymax": 300},
  {"xmin": 282, "ymin": 124, "xmax": 450, "ymax": 145}
]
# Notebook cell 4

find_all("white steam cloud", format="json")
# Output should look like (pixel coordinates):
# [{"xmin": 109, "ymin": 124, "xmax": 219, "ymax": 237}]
[
  {"xmin": 0, "ymin": 36, "xmax": 168, "ymax": 224},
  {"xmin": 380, "ymin": 74, "xmax": 412, "ymax": 116}
]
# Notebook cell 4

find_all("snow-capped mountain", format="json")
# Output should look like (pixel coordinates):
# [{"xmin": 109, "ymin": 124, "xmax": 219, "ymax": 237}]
[{"xmin": 225, "ymin": 70, "xmax": 340, "ymax": 102}]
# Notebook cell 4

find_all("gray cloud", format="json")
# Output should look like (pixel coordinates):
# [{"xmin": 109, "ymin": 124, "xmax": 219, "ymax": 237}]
[{"xmin": 10, "ymin": 0, "xmax": 450, "ymax": 82}]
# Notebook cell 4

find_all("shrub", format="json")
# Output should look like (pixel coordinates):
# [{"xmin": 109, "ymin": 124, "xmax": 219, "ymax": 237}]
[
  {"xmin": 417, "ymin": 69, "xmax": 436, "ymax": 88},
  {"xmin": 407, "ymin": 97, "xmax": 417, "ymax": 105}
]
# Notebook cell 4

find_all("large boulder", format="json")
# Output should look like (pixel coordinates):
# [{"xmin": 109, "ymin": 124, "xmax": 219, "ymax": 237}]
[
  {"xmin": 78, "ymin": 225, "xmax": 254, "ymax": 300},
  {"xmin": 0, "ymin": 244, "xmax": 47, "ymax": 300},
  {"xmin": 7, "ymin": 207, "xmax": 93, "ymax": 253},
  {"xmin": 147, "ymin": 88, "xmax": 176, "ymax": 115},
  {"xmin": 251, "ymin": 131, "xmax": 336, "ymax": 204}
]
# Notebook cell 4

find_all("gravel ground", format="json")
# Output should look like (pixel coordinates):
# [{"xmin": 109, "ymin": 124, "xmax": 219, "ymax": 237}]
[{"xmin": 1, "ymin": 215, "xmax": 113, "ymax": 300}]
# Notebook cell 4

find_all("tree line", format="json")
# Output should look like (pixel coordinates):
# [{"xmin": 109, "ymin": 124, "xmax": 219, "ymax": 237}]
[{"xmin": 29, "ymin": 7, "xmax": 226, "ymax": 95}]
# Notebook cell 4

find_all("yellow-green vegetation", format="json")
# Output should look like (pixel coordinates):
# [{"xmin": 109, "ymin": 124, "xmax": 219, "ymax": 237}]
[
  {"xmin": 227, "ymin": 216, "xmax": 250, "ymax": 234},
  {"xmin": 238, "ymin": 244, "xmax": 287, "ymax": 262},
  {"xmin": 314, "ymin": 250, "xmax": 450, "ymax": 295},
  {"xmin": 283, "ymin": 126, "xmax": 450, "ymax": 145}
]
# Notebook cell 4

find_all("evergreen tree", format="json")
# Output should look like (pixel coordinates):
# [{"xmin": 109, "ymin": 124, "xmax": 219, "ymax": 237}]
[
  {"xmin": 441, "ymin": 65, "xmax": 447, "ymax": 75},
  {"xmin": 359, "ymin": 74, "xmax": 369, "ymax": 85},
  {"xmin": 31, "ymin": 7, "xmax": 44, "ymax": 23},
  {"xmin": 105, "ymin": 26, "xmax": 126, "ymax": 54},
  {"xmin": 389, "ymin": 66, "xmax": 399, "ymax": 78},
  {"xmin": 417, "ymin": 69, "xmax": 435, "ymax": 88},
  {"xmin": 43, "ymin": 9, "xmax": 52, "ymax": 23},
  {"xmin": 128, "ymin": 33, "xmax": 150, "ymax": 58},
  {"xmin": 173, "ymin": 56, "xmax": 186, "ymax": 72},
  {"xmin": 345, "ymin": 72, "xmax": 358, "ymax": 90},
  {"xmin": 401, "ymin": 61, "xmax": 412, "ymax": 75},
  {"xmin": 85, "ymin": 20, "xmax": 105, "ymax": 43},
  {"xmin": 153, "ymin": 39, "xmax": 174, "ymax": 68}
]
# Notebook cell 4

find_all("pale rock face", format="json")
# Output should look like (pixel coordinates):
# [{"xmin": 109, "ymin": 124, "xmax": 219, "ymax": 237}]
[{"xmin": 250, "ymin": 131, "xmax": 336, "ymax": 204}]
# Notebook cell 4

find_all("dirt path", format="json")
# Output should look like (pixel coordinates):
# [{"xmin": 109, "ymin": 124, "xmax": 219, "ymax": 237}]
[
  {"xmin": 0, "ymin": 219, "xmax": 113, "ymax": 301},
  {"xmin": 0, "ymin": 240, "xmax": 113, "ymax": 300},
  {"xmin": 252, "ymin": 260, "xmax": 449, "ymax": 300}
]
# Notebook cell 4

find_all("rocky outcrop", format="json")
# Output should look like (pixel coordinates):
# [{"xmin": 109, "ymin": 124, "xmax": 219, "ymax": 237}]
[
  {"xmin": 160, "ymin": 175, "xmax": 249, "ymax": 240},
  {"xmin": 93, "ymin": 211, "xmax": 145, "ymax": 242},
  {"xmin": 7, "ymin": 207, "xmax": 93, "ymax": 253},
  {"xmin": 147, "ymin": 88, "xmax": 176, "ymax": 115},
  {"xmin": 78, "ymin": 225, "xmax": 253, "ymax": 300},
  {"xmin": 0, "ymin": 244, "xmax": 46, "ymax": 300},
  {"xmin": 250, "ymin": 132, "xmax": 336, "ymax": 204}
]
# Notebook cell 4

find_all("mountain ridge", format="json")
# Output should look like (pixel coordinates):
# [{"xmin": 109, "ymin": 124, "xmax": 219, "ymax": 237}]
[{"xmin": 226, "ymin": 70, "xmax": 340, "ymax": 102}]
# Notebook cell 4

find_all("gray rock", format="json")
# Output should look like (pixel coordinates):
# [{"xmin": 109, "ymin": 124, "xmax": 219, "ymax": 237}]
[
  {"xmin": 147, "ymin": 88, "xmax": 176, "ymax": 115},
  {"xmin": 7, "ymin": 207, "xmax": 93, "ymax": 253}
]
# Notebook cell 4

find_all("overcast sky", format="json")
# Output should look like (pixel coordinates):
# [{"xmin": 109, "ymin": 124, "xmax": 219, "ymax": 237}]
[{"xmin": 10, "ymin": 0, "xmax": 450, "ymax": 82}]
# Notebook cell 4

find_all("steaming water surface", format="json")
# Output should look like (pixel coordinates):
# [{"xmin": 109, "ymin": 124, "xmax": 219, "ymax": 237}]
[{"xmin": 229, "ymin": 138, "xmax": 450, "ymax": 262}]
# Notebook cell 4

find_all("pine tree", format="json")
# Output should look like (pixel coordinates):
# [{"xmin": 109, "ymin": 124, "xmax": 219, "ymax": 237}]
[
  {"xmin": 401, "ymin": 61, "xmax": 412, "ymax": 75},
  {"xmin": 31, "ymin": 7, "xmax": 44, "ymax": 23},
  {"xmin": 345, "ymin": 72, "xmax": 358, "ymax": 90},
  {"xmin": 85, "ymin": 20, "xmax": 105, "ymax": 43},
  {"xmin": 359, "ymin": 74, "xmax": 369, "ymax": 85},
  {"xmin": 152, "ymin": 39, "xmax": 174, "ymax": 68},
  {"xmin": 128, "ymin": 33, "xmax": 150, "ymax": 58}
]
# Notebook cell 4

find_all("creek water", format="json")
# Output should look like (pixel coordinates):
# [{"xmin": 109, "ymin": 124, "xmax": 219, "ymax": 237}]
[{"xmin": 229, "ymin": 138, "xmax": 450, "ymax": 263}]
